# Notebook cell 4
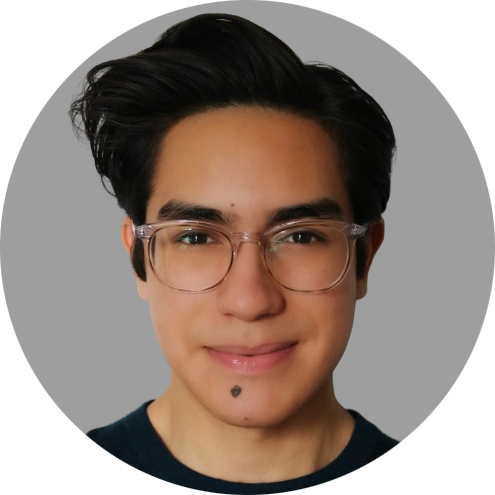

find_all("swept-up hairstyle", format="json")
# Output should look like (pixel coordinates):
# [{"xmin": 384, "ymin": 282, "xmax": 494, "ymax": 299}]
[{"xmin": 70, "ymin": 13, "xmax": 396, "ymax": 281}]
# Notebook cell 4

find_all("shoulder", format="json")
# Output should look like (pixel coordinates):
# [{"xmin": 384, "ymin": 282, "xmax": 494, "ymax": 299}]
[
  {"xmin": 348, "ymin": 410, "xmax": 399, "ymax": 461},
  {"xmin": 87, "ymin": 400, "xmax": 155, "ymax": 469},
  {"xmin": 298, "ymin": 409, "xmax": 399, "ymax": 487}
]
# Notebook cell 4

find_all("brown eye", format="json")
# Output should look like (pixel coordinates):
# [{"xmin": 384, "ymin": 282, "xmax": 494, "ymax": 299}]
[
  {"xmin": 289, "ymin": 231, "xmax": 318, "ymax": 244},
  {"xmin": 176, "ymin": 231, "xmax": 211, "ymax": 245}
]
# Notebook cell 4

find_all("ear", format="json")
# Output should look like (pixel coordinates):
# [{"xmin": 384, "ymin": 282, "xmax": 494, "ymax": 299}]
[
  {"xmin": 121, "ymin": 216, "xmax": 149, "ymax": 301},
  {"xmin": 355, "ymin": 217, "xmax": 385, "ymax": 300}
]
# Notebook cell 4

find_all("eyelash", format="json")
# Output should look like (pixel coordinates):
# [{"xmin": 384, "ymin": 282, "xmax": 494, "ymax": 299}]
[
  {"xmin": 279, "ymin": 231, "xmax": 323, "ymax": 244},
  {"xmin": 176, "ymin": 231, "xmax": 217, "ymax": 245}
]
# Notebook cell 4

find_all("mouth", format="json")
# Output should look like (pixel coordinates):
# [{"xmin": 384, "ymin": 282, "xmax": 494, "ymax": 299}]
[{"xmin": 206, "ymin": 342, "xmax": 297, "ymax": 373}]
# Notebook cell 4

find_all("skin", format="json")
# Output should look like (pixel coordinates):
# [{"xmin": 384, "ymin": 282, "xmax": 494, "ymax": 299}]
[{"xmin": 121, "ymin": 107, "xmax": 384, "ymax": 482}]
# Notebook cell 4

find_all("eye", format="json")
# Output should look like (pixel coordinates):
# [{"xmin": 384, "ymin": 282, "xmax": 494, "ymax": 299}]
[
  {"xmin": 285, "ymin": 231, "xmax": 318, "ymax": 244},
  {"xmin": 282, "ymin": 230, "xmax": 322, "ymax": 244},
  {"xmin": 175, "ymin": 230, "xmax": 214, "ymax": 246},
  {"xmin": 268, "ymin": 229, "xmax": 326, "ymax": 253}
]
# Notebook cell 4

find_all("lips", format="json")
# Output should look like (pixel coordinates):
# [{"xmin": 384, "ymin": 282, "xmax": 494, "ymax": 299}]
[
  {"xmin": 209, "ymin": 342, "xmax": 296, "ymax": 356},
  {"xmin": 206, "ymin": 342, "xmax": 297, "ymax": 372}
]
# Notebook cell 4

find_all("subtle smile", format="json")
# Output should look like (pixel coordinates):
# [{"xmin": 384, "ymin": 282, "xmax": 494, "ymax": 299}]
[{"xmin": 206, "ymin": 342, "xmax": 298, "ymax": 373}]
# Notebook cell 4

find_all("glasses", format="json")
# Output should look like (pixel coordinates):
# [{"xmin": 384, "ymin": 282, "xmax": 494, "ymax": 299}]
[{"xmin": 134, "ymin": 219, "xmax": 367, "ymax": 293}]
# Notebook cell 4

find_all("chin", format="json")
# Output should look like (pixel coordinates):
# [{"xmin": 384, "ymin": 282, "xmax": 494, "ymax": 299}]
[
  {"xmin": 205, "ymin": 386, "xmax": 308, "ymax": 429},
  {"xmin": 217, "ymin": 407, "xmax": 291, "ymax": 429}
]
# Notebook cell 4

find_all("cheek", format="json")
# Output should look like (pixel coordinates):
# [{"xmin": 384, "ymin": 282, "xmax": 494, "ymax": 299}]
[
  {"xmin": 296, "ymin": 277, "xmax": 357, "ymax": 374},
  {"xmin": 147, "ymin": 287, "xmax": 191, "ymax": 361},
  {"xmin": 146, "ymin": 285, "xmax": 213, "ymax": 367}
]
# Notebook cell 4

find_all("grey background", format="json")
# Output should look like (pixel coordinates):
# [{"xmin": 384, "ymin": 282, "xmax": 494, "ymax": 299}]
[{"xmin": 1, "ymin": 1, "xmax": 493, "ymax": 441}]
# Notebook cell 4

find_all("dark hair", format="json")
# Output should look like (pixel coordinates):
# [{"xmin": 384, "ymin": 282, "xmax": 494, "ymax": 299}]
[{"xmin": 70, "ymin": 13, "xmax": 395, "ymax": 281}]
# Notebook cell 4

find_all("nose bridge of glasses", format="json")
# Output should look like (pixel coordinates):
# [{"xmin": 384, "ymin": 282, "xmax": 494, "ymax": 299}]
[{"xmin": 231, "ymin": 232, "xmax": 264, "ymax": 257}]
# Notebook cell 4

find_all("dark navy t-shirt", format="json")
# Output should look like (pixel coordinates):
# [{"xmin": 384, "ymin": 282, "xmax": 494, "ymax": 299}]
[{"xmin": 88, "ymin": 400, "xmax": 398, "ymax": 493}]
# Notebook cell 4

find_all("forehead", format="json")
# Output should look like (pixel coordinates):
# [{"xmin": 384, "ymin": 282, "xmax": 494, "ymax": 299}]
[{"xmin": 147, "ymin": 107, "xmax": 352, "ymax": 224}]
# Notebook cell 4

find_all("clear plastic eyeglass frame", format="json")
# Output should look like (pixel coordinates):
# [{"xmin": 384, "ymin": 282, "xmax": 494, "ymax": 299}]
[{"xmin": 133, "ymin": 219, "xmax": 368, "ymax": 293}]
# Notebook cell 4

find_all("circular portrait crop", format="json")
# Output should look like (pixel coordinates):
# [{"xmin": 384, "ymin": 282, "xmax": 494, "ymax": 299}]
[{"xmin": 1, "ymin": 1, "xmax": 494, "ymax": 493}]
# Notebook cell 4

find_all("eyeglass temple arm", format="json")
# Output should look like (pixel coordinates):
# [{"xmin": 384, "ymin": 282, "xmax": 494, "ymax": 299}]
[
  {"xmin": 344, "ymin": 223, "xmax": 368, "ymax": 238},
  {"xmin": 133, "ymin": 224, "xmax": 155, "ymax": 240}
]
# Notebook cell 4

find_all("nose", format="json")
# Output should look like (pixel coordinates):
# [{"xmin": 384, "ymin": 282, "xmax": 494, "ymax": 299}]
[{"xmin": 216, "ymin": 242, "xmax": 285, "ymax": 322}]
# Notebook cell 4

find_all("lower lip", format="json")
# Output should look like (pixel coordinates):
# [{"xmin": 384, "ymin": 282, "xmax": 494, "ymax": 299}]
[{"xmin": 207, "ymin": 344, "xmax": 297, "ymax": 373}]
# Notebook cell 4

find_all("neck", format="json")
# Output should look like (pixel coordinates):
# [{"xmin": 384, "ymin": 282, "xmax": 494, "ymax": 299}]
[{"xmin": 148, "ymin": 377, "xmax": 354, "ymax": 483}]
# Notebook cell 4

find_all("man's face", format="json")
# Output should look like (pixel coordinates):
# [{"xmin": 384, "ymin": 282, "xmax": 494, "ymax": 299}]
[{"xmin": 132, "ymin": 107, "xmax": 369, "ymax": 427}]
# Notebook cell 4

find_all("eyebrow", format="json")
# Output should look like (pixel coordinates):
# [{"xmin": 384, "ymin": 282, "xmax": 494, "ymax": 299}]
[
  {"xmin": 266, "ymin": 198, "xmax": 345, "ymax": 225},
  {"xmin": 156, "ymin": 198, "xmax": 344, "ymax": 226},
  {"xmin": 157, "ymin": 200, "xmax": 232, "ymax": 224}
]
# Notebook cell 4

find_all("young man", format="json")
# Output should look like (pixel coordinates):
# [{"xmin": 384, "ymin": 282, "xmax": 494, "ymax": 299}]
[{"xmin": 70, "ymin": 13, "xmax": 397, "ymax": 493}]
